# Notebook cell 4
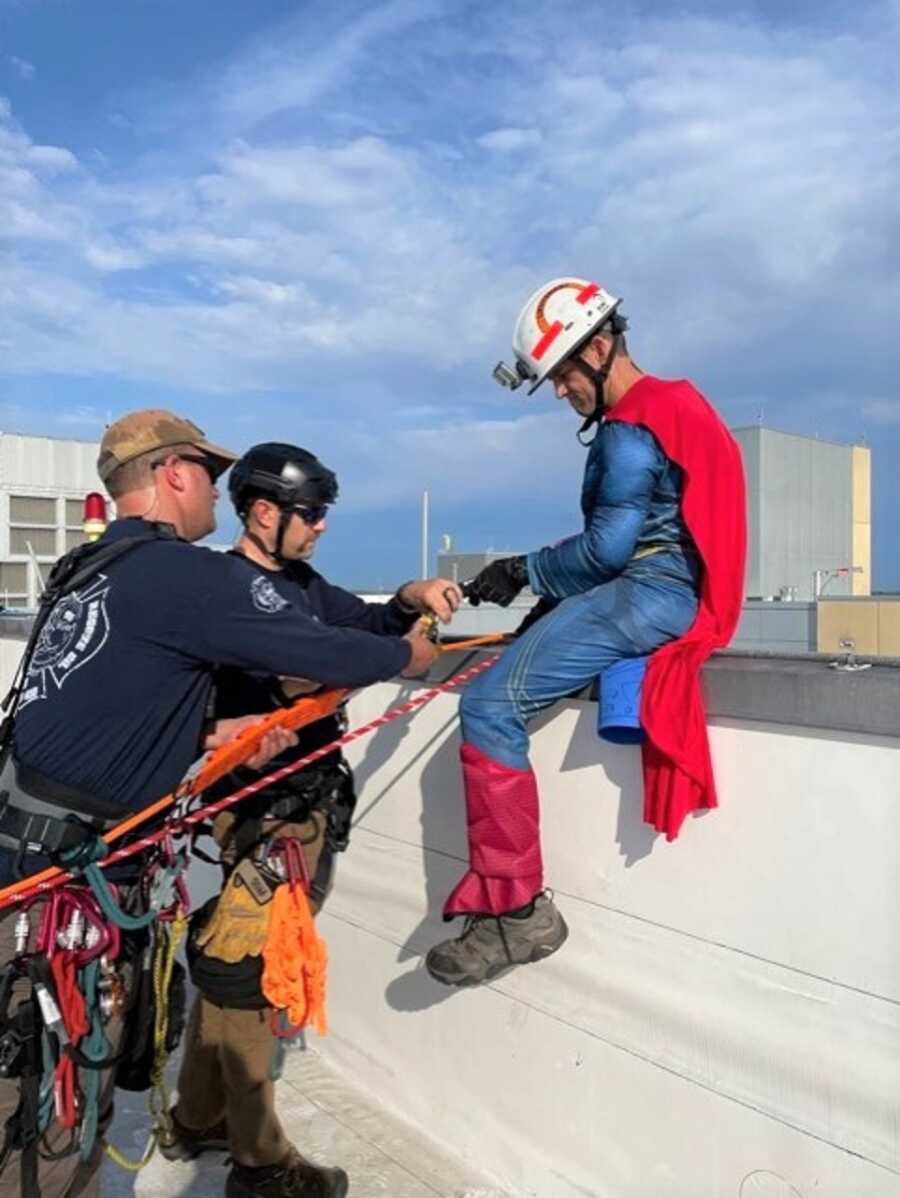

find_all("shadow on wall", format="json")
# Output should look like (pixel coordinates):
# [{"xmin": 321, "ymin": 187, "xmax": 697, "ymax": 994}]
[
  {"xmin": 553, "ymin": 702, "xmax": 659, "ymax": 868},
  {"xmin": 358, "ymin": 679, "xmax": 667, "ymax": 1015},
  {"xmin": 349, "ymin": 680, "xmax": 421, "ymax": 803},
  {"xmin": 383, "ymin": 715, "xmax": 470, "ymax": 1015}
]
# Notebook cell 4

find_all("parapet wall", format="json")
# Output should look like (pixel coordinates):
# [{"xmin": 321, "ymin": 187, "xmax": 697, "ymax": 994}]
[
  {"xmin": 319, "ymin": 650, "xmax": 900, "ymax": 1198},
  {"xmin": 0, "ymin": 621, "xmax": 896, "ymax": 1197}
]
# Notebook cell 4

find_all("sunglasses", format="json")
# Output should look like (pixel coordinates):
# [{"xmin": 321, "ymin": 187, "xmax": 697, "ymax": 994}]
[
  {"xmin": 170, "ymin": 453, "xmax": 222, "ymax": 484},
  {"xmin": 290, "ymin": 504, "xmax": 329, "ymax": 526}
]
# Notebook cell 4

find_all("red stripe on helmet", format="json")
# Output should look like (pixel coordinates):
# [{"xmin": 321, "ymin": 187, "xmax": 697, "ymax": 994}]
[
  {"xmin": 531, "ymin": 321, "xmax": 563, "ymax": 361},
  {"xmin": 576, "ymin": 283, "xmax": 600, "ymax": 304}
]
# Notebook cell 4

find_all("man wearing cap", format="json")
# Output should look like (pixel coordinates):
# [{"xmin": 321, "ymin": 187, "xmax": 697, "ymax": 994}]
[
  {"xmin": 0, "ymin": 409, "xmax": 453, "ymax": 1198},
  {"xmin": 425, "ymin": 278, "xmax": 746, "ymax": 989}
]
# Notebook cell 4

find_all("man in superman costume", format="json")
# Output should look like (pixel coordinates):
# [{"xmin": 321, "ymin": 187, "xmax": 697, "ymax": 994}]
[{"xmin": 426, "ymin": 277, "xmax": 747, "ymax": 987}]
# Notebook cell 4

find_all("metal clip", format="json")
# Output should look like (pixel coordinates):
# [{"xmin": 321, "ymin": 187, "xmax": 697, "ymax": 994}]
[
  {"xmin": 829, "ymin": 638, "xmax": 872, "ymax": 672},
  {"xmin": 35, "ymin": 983, "xmax": 69, "ymax": 1046},
  {"xmin": 97, "ymin": 957, "xmax": 125, "ymax": 1021},
  {"xmin": 58, "ymin": 908, "xmax": 85, "ymax": 951},
  {"xmin": 13, "ymin": 911, "xmax": 30, "ymax": 955}
]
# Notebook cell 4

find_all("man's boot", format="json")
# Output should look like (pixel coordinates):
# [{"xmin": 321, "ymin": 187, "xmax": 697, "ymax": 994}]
[
  {"xmin": 159, "ymin": 1111, "xmax": 230, "ymax": 1161},
  {"xmin": 425, "ymin": 893, "xmax": 568, "ymax": 987},
  {"xmin": 225, "ymin": 1148, "xmax": 349, "ymax": 1198}
]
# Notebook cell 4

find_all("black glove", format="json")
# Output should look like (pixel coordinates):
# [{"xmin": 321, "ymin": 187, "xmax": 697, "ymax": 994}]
[
  {"xmin": 513, "ymin": 595, "xmax": 559, "ymax": 637},
  {"xmin": 464, "ymin": 556, "xmax": 528, "ymax": 607}
]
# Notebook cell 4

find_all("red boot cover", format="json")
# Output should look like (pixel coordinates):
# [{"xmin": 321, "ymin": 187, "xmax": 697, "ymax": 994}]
[{"xmin": 443, "ymin": 743, "xmax": 543, "ymax": 917}]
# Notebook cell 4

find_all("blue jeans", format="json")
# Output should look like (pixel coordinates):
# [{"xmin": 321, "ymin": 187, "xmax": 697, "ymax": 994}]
[{"xmin": 460, "ymin": 551, "xmax": 701, "ymax": 770}]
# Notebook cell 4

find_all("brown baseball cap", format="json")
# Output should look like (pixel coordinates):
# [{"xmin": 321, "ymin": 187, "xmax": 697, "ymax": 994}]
[{"xmin": 97, "ymin": 409, "xmax": 239, "ymax": 484}]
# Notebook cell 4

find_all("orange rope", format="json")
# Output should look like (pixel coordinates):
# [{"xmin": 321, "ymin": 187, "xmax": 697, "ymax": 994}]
[
  {"xmin": 0, "ymin": 633, "xmax": 509, "ymax": 907},
  {"xmin": 261, "ymin": 881, "xmax": 328, "ymax": 1035},
  {"xmin": 438, "ymin": 634, "xmax": 510, "ymax": 652},
  {"xmin": 0, "ymin": 687, "xmax": 349, "ymax": 908}
]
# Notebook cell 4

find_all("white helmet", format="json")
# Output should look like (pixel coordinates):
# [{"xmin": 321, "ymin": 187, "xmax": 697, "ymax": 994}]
[{"xmin": 493, "ymin": 277, "xmax": 623, "ymax": 394}]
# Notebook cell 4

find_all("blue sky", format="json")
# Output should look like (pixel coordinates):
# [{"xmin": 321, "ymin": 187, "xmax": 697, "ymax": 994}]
[{"xmin": 1, "ymin": 0, "xmax": 898, "ymax": 588}]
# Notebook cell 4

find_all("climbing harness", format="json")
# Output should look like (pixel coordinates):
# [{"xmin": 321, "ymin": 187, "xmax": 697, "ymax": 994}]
[
  {"xmin": 103, "ymin": 910, "xmax": 187, "ymax": 1171},
  {"xmin": 0, "ymin": 873, "xmax": 189, "ymax": 1194},
  {"xmin": 0, "ymin": 649, "xmax": 503, "ymax": 914},
  {"xmin": 0, "ymin": 687, "xmax": 350, "ymax": 913},
  {"xmin": 0, "ymin": 622, "xmax": 505, "ymax": 1191},
  {"xmin": 0, "ymin": 526, "xmax": 200, "ymax": 1193}
]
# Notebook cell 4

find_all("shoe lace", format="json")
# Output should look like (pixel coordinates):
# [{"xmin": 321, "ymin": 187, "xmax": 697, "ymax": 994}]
[
  {"xmin": 459, "ymin": 913, "xmax": 514, "ymax": 964},
  {"xmin": 280, "ymin": 1161, "xmax": 312, "ymax": 1197},
  {"xmin": 281, "ymin": 1158, "xmax": 337, "ymax": 1198}
]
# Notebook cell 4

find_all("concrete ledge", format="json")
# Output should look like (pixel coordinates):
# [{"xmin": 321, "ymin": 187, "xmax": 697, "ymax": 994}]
[
  {"xmin": 702, "ymin": 650, "xmax": 900, "ymax": 738},
  {"xmin": 3, "ymin": 610, "xmax": 899, "ymax": 739},
  {"xmin": 438, "ymin": 644, "xmax": 900, "ymax": 740}
]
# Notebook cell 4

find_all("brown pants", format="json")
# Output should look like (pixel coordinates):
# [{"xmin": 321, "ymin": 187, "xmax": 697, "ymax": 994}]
[
  {"xmin": 0, "ymin": 902, "xmax": 130, "ymax": 1198},
  {"xmin": 173, "ymin": 811, "xmax": 330, "ymax": 1168},
  {"xmin": 173, "ymin": 998, "xmax": 292, "ymax": 1167}
]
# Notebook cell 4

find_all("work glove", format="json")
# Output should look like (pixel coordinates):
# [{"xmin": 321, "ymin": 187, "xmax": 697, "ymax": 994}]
[
  {"xmin": 513, "ymin": 595, "xmax": 559, "ymax": 637},
  {"xmin": 465, "ymin": 556, "xmax": 528, "ymax": 607}
]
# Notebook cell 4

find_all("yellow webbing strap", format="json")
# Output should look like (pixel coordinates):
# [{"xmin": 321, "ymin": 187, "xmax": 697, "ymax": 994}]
[
  {"xmin": 103, "ymin": 912, "xmax": 188, "ymax": 1172},
  {"xmin": 631, "ymin": 544, "xmax": 668, "ymax": 561}
]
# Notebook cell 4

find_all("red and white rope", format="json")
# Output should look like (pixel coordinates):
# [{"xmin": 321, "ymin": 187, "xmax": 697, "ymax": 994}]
[{"xmin": 0, "ymin": 655, "xmax": 499, "ymax": 910}]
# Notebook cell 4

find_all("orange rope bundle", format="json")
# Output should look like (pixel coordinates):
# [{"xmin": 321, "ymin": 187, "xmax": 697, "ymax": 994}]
[{"xmin": 261, "ymin": 881, "xmax": 328, "ymax": 1036}]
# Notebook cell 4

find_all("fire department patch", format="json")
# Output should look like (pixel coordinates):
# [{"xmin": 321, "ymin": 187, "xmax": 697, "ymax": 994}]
[
  {"xmin": 250, "ymin": 575, "xmax": 289, "ymax": 614},
  {"xmin": 18, "ymin": 576, "xmax": 111, "ymax": 709}
]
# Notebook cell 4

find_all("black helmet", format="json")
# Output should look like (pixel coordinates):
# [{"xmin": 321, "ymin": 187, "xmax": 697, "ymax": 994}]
[{"xmin": 229, "ymin": 443, "xmax": 339, "ymax": 519}]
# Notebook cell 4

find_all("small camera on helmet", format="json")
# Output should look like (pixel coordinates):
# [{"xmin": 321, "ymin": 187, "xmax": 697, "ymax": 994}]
[{"xmin": 492, "ymin": 360, "xmax": 531, "ymax": 390}]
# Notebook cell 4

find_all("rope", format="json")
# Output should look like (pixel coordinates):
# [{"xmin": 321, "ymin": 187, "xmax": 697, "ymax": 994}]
[
  {"xmin": 0, "ymin": 689, "xmax": 351, "ymax": 911},
  {"xmin": 0, "ymin": 635, "xmax": 510, "ymax": 1179},
  {"xmin": 438, "ymin": 634, "xmax": 509, "ymax": 652},
  {"xmin": 102, "ymin": 912, "xmax": 188, "ymax": 1172},
  {"xmin": 0, "ymin": 654, "xmax": 501, "ymax": 912},
  {"xmin": 77, "ymin": 960, "xmax": 108, "ymax": 1161},
  {"xmin": 78, "ymin": 864, "xmax": 156, "ymax": 932}
]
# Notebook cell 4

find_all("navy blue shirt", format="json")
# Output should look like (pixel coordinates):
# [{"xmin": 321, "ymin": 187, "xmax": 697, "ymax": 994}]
[{"xmin": 13, "ymin": 519, "xmax": 413, "ymax": 812}]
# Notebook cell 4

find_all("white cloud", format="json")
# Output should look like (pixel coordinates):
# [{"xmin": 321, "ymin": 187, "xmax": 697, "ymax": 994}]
[
  {"xmin": 7, "ymin": 56, "xmax": 35, "ymax": 81},
  {"xmin": 325, "ymin": 409, "xmax": 580, "ymax": 513},
  {"xmin": 477, "ymin": 127, "xmax": 541, "ymax": 153},
  {"xmin": 82, "ymin": 241, "xmax": 146, "ymax": 271},
  {"xmin": 0, "ymin": 1, "xmax": 897, "ymax": 457},
  {"xmin": 26, "ymin": 144, "xmax": 77, "ymax": 173},
  {"xmin": 209, "ymin": 0, "xmax": 445, "ymax": 129},
  {"xmin": 862, "ymin": 399, "xmax": 900, "ymax": 425}
]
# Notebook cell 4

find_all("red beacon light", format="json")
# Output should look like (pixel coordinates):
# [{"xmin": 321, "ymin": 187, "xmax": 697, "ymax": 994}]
[{"xmin": 83, "ymin": 492, "xmax": 108, "ymax": 542}]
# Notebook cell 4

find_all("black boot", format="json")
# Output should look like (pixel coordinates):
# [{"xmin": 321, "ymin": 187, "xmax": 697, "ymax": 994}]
[{"xmin": 226, "ymin": 1148, "xmax": 349, "ymax": 1198}]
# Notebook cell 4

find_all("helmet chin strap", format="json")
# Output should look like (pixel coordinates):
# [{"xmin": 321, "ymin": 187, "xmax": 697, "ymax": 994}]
[
  {"xmin": 572, "ymin": 333, "xmax": 623, "ymax": 446},
  {"xmin": 244, "ymin": 507, "xmax": 292, "ymax": 566}
]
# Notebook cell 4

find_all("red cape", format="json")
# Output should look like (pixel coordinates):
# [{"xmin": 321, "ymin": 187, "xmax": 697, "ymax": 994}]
[{"xmin": 607, "ymin": 376, "xmax": 747, "ymax": 840}]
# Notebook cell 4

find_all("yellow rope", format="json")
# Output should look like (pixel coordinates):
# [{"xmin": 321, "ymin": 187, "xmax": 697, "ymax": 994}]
[
  {"xmin": 103, "ymin": 911, "xmax": 188, "ymax": 1171},
  {"xmin": 103, "ymin": 1127, "xmax": 159, "ymax": 1172}
]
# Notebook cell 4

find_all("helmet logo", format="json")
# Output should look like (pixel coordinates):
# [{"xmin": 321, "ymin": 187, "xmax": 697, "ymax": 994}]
[{"xmin": 530, "ymin": 280, "xmax": 603, "ymax": 361}]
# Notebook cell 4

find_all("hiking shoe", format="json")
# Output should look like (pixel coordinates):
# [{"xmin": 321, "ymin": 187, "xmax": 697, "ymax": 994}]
[
  {"xmin": 158, "ymin": 1111, "xmax": 230, "ymax": 1161},
  {"xmin": 425, "ymin": 892, "xmax": 568, "ymax": 987},
  {"xmin": 226, "ymin": 1148, "xmax": 349, "ymax": 1198}
]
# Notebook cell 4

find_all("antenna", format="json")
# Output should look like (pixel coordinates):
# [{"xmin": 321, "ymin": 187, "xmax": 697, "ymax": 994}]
[{"xmin": 421, "ymin": 490, "xmax": 429, "ymax": 578}]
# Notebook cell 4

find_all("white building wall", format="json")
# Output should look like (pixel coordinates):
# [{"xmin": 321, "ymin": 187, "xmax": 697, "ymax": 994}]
[
  {"xmin": 0, "ymin": 432, "xmax": 102, "ymax": 607},
  {"xmin": 311, "ymin": 680, "xmax": 900, "ymax": 1198},
  {"xmin": 0, "ymin": 632, "xmax": 894, "ymax": 1195},
  {"xmin": 734, "ymin": 428, "xmax": 859, "ymax": 601}
]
